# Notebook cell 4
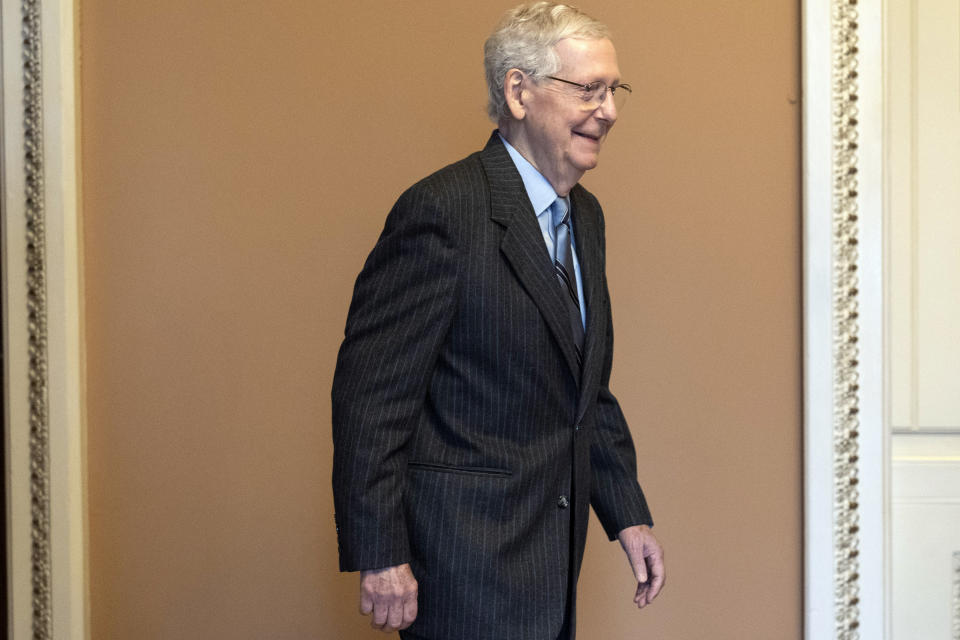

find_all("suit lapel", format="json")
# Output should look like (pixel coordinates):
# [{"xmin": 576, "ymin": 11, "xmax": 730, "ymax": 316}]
[
  {"xmin": 570, "ymin": 185, "xmax": 606, "ymax": 422},
  {"xmin": 481, "ymin": 133, "xmax": 583, "ymax": 384}
]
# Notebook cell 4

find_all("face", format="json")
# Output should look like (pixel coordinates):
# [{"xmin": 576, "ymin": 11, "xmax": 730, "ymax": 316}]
[{"xmin": 515, "ymin": 37, "xmax": 622, "ymax": 193}]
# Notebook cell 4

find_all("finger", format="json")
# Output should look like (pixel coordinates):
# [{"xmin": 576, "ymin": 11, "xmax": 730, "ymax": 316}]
[
  {"xmin": 636, "ymin": 575, "xmax": 663, "ymax": 607},
  {"xmin": 371, "ymin": 600, "xmax": 390, "ymax": 628},
  {"xmin": 370, "ymin": 616, "xmax": 393, "ymax": 633},
  {"xmin": 386, "ymin": 600, "xmax": 405, "ymax": 631},
  {"xmin": 359, "ymin": 583, "xmax": 375, "ymax": 615},
  {"xmin": 644, "ymin": 552, "xmax": 664, "ymax": 599},
  {"xmin": 401, "ymin": 594, "xmax": 419, "ymax": 629},
  {"xmin": 370, "ymin": 614, "xmax": 394, "ymax": 632},
  {"xmin": 647, "ymin": 565, "xmax": 665, "ymax": 602},
  {"xmin": 635, "ymin": 582, "xmax": 648, "ymax": 608}
]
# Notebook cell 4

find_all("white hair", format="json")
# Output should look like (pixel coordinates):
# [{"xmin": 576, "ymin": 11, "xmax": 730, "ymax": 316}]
[{"xmin": 483, "ymin": 2, "xmax": 611, "ymax": 122}]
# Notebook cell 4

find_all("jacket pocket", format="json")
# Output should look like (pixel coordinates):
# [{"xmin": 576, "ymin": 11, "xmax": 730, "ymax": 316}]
[{"xmin": 407, "ymin": 461, "xmax": 512, "ymax": 478}]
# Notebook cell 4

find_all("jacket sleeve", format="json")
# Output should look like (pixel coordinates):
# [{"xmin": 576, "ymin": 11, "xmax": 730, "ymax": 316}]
[
  {"xmin": 331, "ymin": 181, "xmax": 461, "ymax": 572},
  {"xmin": 588, "ymin": 224, "xmax": 654, "ymax": 540}
]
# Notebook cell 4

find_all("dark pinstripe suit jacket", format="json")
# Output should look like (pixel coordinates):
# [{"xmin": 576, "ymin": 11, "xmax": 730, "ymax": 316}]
[{"xmin": 332, "ymin": 132, "xmax": 652, "ymax": 640}]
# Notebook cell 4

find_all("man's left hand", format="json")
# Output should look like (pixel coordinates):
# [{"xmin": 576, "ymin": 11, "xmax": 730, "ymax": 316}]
[{"xmin": 617, "ymin": 524, "xmax": 665, "ymax": 608}]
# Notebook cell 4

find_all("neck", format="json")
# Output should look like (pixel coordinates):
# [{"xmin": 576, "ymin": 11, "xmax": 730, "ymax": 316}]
[{"xmin": 498, "ymin": 122, "xmax": 581, "ymax": 197}]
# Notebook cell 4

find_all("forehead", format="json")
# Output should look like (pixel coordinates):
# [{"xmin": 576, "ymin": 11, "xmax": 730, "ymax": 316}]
[{"xmin": 553, "ymin": 37, "xmax": 620, "ymax": 82}]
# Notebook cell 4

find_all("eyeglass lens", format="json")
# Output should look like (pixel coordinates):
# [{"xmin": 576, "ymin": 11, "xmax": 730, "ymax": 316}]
[
  {"xmin": 588, "ymin": 84, "xmax": 630, "ymax": 110},
  {"xmin": 543, "ymin": 76, "xmax": 632, "ymax": 111}
]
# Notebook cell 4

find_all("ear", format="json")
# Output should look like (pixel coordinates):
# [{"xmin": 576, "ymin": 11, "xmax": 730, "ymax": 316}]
[{"xmin": 502, "ymin": 68, "xmax": 527, "ymax": 120}]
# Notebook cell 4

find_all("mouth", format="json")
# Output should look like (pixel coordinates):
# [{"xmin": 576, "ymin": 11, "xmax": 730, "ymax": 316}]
[{"xmin": 573, "ymin": 130, "xmax": 602, "ymax": 142}]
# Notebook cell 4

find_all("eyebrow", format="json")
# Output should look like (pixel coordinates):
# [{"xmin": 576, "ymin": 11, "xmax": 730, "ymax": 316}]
[
  {"xmin": 586, "ymin": 75, "xmax": 623, "ymax": 86},
  {"xmin": 563, "ymin": 76, "xmax": 624, "ymax": 87}
]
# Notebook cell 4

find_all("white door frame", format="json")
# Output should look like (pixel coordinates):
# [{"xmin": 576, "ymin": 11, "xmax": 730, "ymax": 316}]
[
  {"xmin": 803, "ymin": 0, "xmax": 890, "ymax": 638},
  {"xmin": 2, "ymin": 0, "xmax": 86, "ymax": 637}
]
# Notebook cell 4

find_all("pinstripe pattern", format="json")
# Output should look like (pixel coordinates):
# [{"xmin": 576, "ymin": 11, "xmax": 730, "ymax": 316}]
[{"xmin": 332, "ymin": 132, "xmax": 652, "ymax": 640}]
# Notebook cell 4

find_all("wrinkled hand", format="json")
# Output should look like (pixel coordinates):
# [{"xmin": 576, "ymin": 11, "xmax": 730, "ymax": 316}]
[
  {"xmin": 359, "ymin": 563, "xmax": 418, "ymax": 633},
  {"xmin": 617, "ymin": 525, "xmax": 665, "ymax": 609}
]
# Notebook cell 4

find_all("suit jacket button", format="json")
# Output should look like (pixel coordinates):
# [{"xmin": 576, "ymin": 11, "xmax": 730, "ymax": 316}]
[{"xmin": 557, "ymin": 495, "xmax": 570, "ymax": 509}]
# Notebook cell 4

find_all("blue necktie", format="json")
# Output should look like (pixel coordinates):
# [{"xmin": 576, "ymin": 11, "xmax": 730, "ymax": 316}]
[{"xmin": 551, "ymin": 197, "xmax": 584, "ymax": 366}]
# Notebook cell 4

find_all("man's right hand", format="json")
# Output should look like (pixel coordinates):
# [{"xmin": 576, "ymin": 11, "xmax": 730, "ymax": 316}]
[{"xmin": 359, "ymin": 563, "xmax": 419, "ymax": 633}]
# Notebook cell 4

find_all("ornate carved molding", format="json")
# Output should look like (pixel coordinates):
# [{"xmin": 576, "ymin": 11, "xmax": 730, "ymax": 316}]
[
  {"xmin": 831, "ymin": 0, "xmax": 862, "ymax": 638},
  {"xmin": 21, "ymin": 0, "xmax": 53, "ymax": 637}
]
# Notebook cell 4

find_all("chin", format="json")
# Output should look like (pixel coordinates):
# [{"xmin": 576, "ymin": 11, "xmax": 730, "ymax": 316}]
[{"xmin": 571, "ymin": 156, "xmax": 600, "ymax": 172}]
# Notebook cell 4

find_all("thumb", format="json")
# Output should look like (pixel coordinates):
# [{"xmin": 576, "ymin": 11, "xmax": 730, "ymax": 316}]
[{"xmin": 634, "ymin": 554, "xmax": 648, "ymax": 584}]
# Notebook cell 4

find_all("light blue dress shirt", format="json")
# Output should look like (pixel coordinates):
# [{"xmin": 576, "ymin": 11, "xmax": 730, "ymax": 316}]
[{"xmin": 499, "ymin": 134, "xmax": 587, "ymax": 328}]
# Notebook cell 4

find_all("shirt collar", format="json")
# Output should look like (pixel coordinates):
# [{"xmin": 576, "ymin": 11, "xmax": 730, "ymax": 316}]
[{"xmin": 498, "ymin": 132, "xmax": 560, "ymax": 220}]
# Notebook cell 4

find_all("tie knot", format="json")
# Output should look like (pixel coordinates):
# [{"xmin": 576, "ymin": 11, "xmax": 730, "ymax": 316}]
[{"xmin": 551, "ymin": 197, "xmax": 569, "ymax": 228}]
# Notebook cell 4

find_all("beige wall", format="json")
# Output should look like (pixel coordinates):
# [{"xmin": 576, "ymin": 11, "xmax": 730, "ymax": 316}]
[{"xmin": 80, "ymin": 1, "xmax": 801, "ymax": 638}]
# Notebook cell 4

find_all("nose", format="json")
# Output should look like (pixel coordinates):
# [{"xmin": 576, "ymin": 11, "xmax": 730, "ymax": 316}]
[{"xmin": 595, "ymin": 88, "xmax": 618, "ymax": 122}]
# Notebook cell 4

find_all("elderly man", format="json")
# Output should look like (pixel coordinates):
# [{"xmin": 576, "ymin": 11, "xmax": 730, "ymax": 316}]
[{"xmin": 332, "ymin": 3, "xmax": 664, "ymax": 638}]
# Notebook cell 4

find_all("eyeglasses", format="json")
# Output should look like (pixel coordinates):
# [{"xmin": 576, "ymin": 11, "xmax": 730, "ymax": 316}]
[{"xmin": 544, "ymin": 75, "xmax": 632, "ymax": 111}]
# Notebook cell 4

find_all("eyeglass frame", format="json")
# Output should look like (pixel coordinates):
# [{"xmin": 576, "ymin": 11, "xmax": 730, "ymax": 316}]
[{"xmin": 542, "ymin": 75, "xmax": 632, "ymax": 109}]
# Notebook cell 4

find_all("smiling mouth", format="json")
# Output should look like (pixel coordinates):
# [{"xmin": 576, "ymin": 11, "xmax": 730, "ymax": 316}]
[{"xmin": 573, "ymin": 131, "xmax": 602, "ymax": 141}]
